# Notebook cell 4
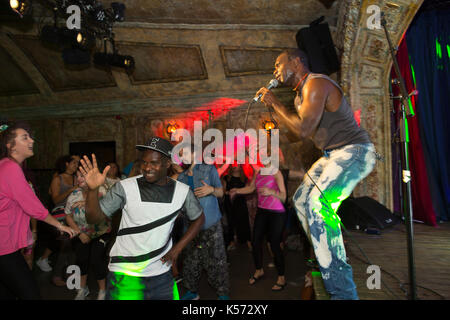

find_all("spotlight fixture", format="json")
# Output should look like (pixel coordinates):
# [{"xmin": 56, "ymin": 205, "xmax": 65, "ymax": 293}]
[
  {"xmin": 10, "ymin": 0, "xmax": 32, "ymax": 18},
  {"xmin": 40, "ymin": 25, "xmax": 81, "ymax": 46},
  {"xmin": 40, "ymin": 25, "xmax": 61, "ymax": 44},
  {"xmin": 62, "ymin": 47, "xmax": 91, "ymax": 65},
  {"xmin": 76, "ymin": 31, "xmax": 96, "ymax": 49},
  {"xmin": 93, "ymin": 52, "xmax": 135, "ymax": 70}
]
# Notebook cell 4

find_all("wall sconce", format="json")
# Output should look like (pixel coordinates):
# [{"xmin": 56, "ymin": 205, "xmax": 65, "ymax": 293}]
[
  {"xmin": 263, "ymin": 120, "xmax": 277, "ymax": 134},
  {"xmin": 166, "ymin": 123, "xmax": 178, "ymax": 138}
]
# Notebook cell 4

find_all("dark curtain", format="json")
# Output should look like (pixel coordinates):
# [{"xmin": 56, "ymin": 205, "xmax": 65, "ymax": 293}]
[
  {"xmin": 391, "ymin": 39, "xmax": 437, "ymax": 226},
  {"xmin": 405, "ymin": 9, "xmax": 450, "ymax": 222}
]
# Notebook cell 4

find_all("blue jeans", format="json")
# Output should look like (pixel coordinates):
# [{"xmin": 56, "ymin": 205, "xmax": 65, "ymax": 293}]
[
  {"xmin": 106, "ymin": 270, "xmax": 174, "ymax": 300},
  {"xmin": 293, "ymin": 143, "xmax": 376, "ymax": 300}
]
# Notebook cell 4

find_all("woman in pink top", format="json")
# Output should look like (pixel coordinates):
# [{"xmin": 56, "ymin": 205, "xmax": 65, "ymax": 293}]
[
  {"xmin": 230, "ymin": 165, "xmax": 287, "ymax": 291},
  {"xmin": 0, "ymin": 122, "xmax": 76, "ymax": 299}
]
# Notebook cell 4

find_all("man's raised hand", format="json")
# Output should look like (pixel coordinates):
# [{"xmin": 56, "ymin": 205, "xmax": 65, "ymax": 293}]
[{"xmin": 78, "ymin": 154, "xmax": 110, "ymax": 191}]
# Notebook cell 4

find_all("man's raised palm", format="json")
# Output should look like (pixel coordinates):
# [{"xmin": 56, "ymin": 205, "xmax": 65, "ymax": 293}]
[{"xmin": 79, "ymin": 154, "xmax": 110, "ymax": 190}]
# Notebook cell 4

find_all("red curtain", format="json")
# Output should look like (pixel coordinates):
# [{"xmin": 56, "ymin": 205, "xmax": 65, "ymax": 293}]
[{"xmin": 391, "ymin": 38, "xmax": 437, "ymax": 226}]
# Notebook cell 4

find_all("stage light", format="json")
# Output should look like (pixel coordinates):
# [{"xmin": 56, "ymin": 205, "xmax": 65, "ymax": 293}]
[
  {"xmin": 62, "ymin": 47, "xmax": 91, "ymax": 65},
  {"xmin": 76, "ymin": 31, "xmax": 95, "ymax": 49},
  {"xmin": 10, "ymin": 0, "xmax": 32, "ymax": 18},
  {"xmin": 40, "ymin": 25, "xmax": 82, "ymax": 47},
  {"xmin": 10, "ymin": 0, "xmax": 19, "ymax": 9},
  {"xmin": 40, "ymin": 25, "xmax": 61, "ymax": 44},
  {"xmin": 93, "ymin": 52, "xmax": 135, "ymax": 70}
]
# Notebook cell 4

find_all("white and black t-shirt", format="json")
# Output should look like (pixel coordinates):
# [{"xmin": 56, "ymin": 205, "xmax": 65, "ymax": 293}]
[{"xmin": 100, "ymin": 176, "xmax": 203, "ymax": 277}]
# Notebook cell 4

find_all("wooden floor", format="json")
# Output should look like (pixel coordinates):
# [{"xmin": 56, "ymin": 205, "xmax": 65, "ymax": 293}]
[{"xmin": 313, "ymin": 221, "xmax": 450, "ymax": 300}]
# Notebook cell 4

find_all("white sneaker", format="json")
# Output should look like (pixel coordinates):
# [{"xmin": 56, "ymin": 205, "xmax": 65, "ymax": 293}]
[
  {"xmin": 36, "ymin": 258, "xmax": 52, "ymax": 272},
  {"xmin": 75, "ymin": 287, "xmax": 90, "ymax": 300},
  {"xmin": 97, "ymin": 290, "xmax": 106, "ymax": 300}
]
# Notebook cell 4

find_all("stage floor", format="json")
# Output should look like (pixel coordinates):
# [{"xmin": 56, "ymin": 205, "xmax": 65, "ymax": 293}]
[
  {"xmin": 314, "ymin": 221, "xmax": 450, "ymax": 300},
  {"xmin": 34, "ymin": 236, "xmax": 308, "ymax": 300},
  {"xmin": 32, "ymin": 221, "xmax": 449, "ymax": 300}
]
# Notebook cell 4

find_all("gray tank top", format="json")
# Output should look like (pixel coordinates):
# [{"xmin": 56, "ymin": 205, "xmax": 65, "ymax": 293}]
[
  {"xmin": 294, "ymin": 73, "xmax": 370, "ymax": 151},
  {"xmin": 54, "ymin": 174, "xmax": 74, "ymax": 208}
]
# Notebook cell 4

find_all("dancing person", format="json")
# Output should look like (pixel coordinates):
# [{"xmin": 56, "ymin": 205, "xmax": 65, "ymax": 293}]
[
  {"xmin": 256, "ymin": 48, "xmax": 376, "ymax": 299},
  {"xmin": 36, "ymin": 154, "xmax": 79, "ymax": 286},
  {"xmin": 177, "ymin": 144, "xmax": 230, "ymax": 300},
  {"xmin": 128, "ymin": 159, "xmax": 143, "ymax": 178},
  {"xmin": 222, "ymin": 164, "xmax": 251, "ymax": 251},
  {"xmin": 65, "ymin": 173, "xmax": 112, "ymax": 300},
  {"xmin": 0, "ymin": 122, "xmax": 76, "ymax": 299},
  {"xmin": 81, "ymin": 137, "xmax": 205, "ymax": 300},
  {"xmin": 105, "ymin": 162, "xmax": 121, "ymax": 189},
  {"xmin": 230, "ymin": 165, "xmax": 287, "ymax": 291},
  {"xmin": 168, "ymin": 161, "xmax": 187, "ymax": 279}
]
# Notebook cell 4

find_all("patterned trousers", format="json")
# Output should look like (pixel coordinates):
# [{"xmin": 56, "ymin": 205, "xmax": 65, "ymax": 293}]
[
  {"xmin": 293, "ymin": 143, "xmax": 376, "ymax": 300},
  {"xmin": 182, "ymin": 221, "xmax": 230, "ymax": 297}
]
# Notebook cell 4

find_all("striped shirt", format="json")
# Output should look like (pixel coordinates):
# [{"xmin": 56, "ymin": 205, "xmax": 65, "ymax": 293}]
[{"xmin": 99, "ymin": 176, "xmax": 202, "ymax": 277}]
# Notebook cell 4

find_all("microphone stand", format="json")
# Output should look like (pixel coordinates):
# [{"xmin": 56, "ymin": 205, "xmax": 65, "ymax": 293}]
[{"xmin": 381, "ymin": 13, "xmax": 417, "ymax": 300}]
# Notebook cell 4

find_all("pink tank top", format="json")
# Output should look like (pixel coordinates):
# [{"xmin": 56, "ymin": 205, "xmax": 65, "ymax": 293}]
[{"xmin": 255, "ymin": 174, "xmax": 285, "ymax": 212}]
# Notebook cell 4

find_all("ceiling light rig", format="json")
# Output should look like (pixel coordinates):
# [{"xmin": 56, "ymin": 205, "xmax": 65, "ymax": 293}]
[
  {"xmin": 10, "ymin": 0, "xmax": 135, "ymax": 69},
  {"xmin": 93, "ymin": 37, "xmax": 135, "ymax": 71},
  {"xmin": 9, "ymin": 0, "xmax": 32, "ymax": 18}
]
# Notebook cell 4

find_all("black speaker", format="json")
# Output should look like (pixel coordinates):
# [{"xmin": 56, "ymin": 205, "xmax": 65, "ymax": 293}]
[
  {"xmin": 296, "ymin": 18, "xmax": 340, "ymax": 75},
  {"xmin": 337, "ymin": 196, "xmax": 401, "ymax": 230}
]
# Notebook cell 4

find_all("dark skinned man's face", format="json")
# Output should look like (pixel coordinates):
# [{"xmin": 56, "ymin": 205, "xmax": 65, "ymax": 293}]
[{"xmin": 141, "ymin": 150, "xmax": 170, "ymax": 184}]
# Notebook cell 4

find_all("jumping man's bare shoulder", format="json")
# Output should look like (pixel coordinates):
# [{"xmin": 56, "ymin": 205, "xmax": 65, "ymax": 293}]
[{"xmin": 303, "ymin": 78, "xmax": 341, "ymax": 112}]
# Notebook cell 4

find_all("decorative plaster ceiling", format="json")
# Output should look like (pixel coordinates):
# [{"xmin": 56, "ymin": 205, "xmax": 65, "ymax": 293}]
[{"xmin": 0, "ymin": 0, "xmax": 340, "ymax": 118}]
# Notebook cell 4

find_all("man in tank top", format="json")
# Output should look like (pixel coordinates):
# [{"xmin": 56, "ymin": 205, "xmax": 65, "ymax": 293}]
[
  {"xmin": 256, "ymin": 49, "xmax": 376, "ymax": 300},
  {"xmin": 80, "ymin": 137, "xmax": 205, "ymax": 300}
]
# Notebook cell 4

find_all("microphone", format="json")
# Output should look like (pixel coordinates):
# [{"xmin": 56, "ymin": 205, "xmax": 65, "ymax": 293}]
[{"xmin": 253, "ymin": 79, "xmax": 279, "ymax": 102}]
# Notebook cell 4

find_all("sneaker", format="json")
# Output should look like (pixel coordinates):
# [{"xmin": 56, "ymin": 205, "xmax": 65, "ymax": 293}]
[
  {"xmin": 36, "ymin": 258, "xmax": 52, "ymax": 272},
  {"xmin": 181, "ymin": 291, "xmax": 200, "ymax": 300},
  {"xmin": 74, "ymin": 287, "xmax": 90, "ymax": 300},
  {"xmin": 97, "ymin": 290, "xmax": 106, "ymax": 300},
  {"xmin": 218, "ymin": 295, "xmax": 230, "ymax": 300}
]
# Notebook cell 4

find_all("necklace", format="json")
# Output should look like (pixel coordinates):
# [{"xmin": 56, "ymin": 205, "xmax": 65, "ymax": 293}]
[{"xmin": 293, "ymin": 72, "xmax": 310, "ymax": 92}]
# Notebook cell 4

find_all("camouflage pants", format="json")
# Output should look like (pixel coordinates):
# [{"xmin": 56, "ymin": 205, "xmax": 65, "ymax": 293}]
[
  {"xmin": 293, "ymin": 143, "xmax": 376, "ymax": 300},
  {"xmin": 182, "ymin": 221, "xmax": 230, "ymax": 297}
]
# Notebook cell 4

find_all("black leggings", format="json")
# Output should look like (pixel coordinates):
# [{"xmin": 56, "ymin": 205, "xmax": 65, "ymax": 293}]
[
  {"xmin": 252, "ymin": 208, "xmax": 287, "ymax": 276},
  {"xmin": 73, "ymin": 233, "xmax": 110, "ymax": 280},
  {"xmin": 0, "ymin": 251, "xmax": 41, "ymax": 300}
]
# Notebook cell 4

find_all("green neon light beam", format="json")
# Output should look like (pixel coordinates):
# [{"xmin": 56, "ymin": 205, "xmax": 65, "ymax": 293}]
[{"xmin": 436, "ymin": 38, "xmax": 442, "ymax": 59}]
